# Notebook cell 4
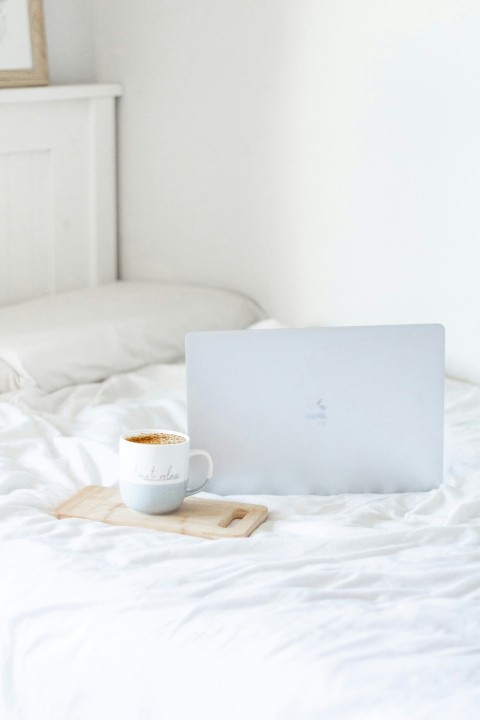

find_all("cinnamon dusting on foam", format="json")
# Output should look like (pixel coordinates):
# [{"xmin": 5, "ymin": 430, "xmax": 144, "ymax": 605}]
[{"xmin": 126, "ymin": 433, "xmax": 185, "ymax": 445}]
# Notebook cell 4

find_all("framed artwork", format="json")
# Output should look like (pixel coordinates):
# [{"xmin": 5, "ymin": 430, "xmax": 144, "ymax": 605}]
[{"xmin": 0, "ymin": 0, "xmax": 48, "ymax": 87}]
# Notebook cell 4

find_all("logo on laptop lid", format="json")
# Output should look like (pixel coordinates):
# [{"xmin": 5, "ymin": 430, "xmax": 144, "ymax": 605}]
[{"xmin": 305, "ymin": 398, "xmax": 327, "ymax": 425}]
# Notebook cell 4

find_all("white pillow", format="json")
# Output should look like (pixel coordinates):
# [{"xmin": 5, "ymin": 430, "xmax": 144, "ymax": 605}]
[
  {"xmin": 0, "ymin": 358, "xmax": 19, "ymax": 393},
  {"xmin": 0, "ymin": 281, "xmax": 265, "ymax": 393}
]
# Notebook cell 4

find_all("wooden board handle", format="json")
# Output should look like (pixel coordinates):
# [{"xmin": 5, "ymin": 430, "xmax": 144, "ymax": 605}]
[{"xmin": 216, "ymin": 503, "xmax": 268, "ymax": 538}]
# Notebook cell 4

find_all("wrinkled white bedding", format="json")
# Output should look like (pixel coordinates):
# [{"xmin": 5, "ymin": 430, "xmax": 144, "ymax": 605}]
[{"xmin": 1, "ymin": 364, "xmax": 480, "ymax": 720}]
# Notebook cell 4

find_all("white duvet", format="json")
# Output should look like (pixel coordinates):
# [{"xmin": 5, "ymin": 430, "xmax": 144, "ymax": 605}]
[{"xmin": 1, "ymin": 363, "xmax": 480, "ymax": 720}]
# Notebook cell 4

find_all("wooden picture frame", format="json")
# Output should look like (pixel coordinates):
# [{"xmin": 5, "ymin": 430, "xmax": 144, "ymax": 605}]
[{"xmin": 0, "ymin": 0, "xmax": 48, "ymax": 87}]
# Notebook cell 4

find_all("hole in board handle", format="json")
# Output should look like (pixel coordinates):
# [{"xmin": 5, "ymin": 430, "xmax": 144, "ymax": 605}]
[{"xmin": 224, "ymin": 509, "xmax": 247, "ymax": 529}]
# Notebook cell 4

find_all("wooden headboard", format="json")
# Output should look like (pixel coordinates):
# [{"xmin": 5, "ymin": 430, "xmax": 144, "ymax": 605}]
[{"xmin": 0, "ymin": 83, "xmax": 122, "ymax": 306}]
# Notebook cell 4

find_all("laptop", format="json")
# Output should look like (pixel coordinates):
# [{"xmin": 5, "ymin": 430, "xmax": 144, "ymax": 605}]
[{"xmin": 186, "ymin": 324, "xmax": 445, "ymax": 494}]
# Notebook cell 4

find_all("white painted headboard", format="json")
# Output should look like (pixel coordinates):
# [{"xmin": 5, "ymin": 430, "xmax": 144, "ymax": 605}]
[{"xmin": 0, "ymin": 84, "xmax": 122, "ymax": 306}]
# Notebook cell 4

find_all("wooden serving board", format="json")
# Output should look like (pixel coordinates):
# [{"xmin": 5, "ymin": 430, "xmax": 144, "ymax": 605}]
[{"xmin": 52, "ymin": 486, "xmax": 268, "ymax": 540}]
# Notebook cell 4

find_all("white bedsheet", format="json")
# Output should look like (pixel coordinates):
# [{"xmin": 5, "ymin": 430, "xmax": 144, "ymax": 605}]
[{"xmin": 1, "ymin": 364, "xmax": 480, "ymax": 720}]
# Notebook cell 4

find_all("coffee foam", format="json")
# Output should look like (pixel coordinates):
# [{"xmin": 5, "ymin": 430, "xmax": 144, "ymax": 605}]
[{"xmin": 126, "ymin": 432, "xmax": 185, "ymax": 445}]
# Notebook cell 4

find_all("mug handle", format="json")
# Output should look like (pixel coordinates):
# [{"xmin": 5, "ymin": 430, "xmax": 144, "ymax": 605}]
[{"xmin": 185, "ymin": 449, "xmax": 213, "ymax": 496}]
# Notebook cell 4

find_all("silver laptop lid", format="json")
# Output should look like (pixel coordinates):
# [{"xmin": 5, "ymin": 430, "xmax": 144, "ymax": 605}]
[{"xmin": 186, "ymin": 324, "xmax": 445, "ymax": 495}]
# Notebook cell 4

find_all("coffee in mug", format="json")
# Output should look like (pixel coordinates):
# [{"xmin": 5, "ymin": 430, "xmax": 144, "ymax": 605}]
[
  {"xmin": 126, "ymin": 432, "xmax": 186, "ymax": 445},
  {"xmin": 119, "ymin": 429, "xmax": 213, "ymax": 514}
]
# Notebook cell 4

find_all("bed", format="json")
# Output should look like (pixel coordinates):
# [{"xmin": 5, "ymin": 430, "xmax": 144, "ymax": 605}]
[
  {"xmin": 2, "ymin": 84, "xmax": 480, "ymax": 720},
  {"xmin": 1, "ymin": 333, "xmax": 480, "ymax": 720}
]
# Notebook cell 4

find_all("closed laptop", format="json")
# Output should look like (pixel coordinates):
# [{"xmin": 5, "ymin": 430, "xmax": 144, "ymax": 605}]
[{"xmin": 186, "ymin": 324, "xmax": 445, "ymax": 494}]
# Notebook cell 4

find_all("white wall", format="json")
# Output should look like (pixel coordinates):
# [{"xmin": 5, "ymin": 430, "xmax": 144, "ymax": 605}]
[
  {"xmin": 285, "ymin": 0, "xmax": 480, "ymax": 384},
  {"xmin": 92, "ymin": 0, "xmax": 480, "ymax": 380},
  {"xmin": 43, "ymin": 0, "xmax": 95, "ymax": 84},
  {"xmin": 93, "ymin": 0, "xmax": 300, "ymax": 315}
]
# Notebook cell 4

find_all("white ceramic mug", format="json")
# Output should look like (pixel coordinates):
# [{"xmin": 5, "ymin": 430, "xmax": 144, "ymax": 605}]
[{"xmin": 119, "ymin": 429, "xmax": 213, "ymax": 514}]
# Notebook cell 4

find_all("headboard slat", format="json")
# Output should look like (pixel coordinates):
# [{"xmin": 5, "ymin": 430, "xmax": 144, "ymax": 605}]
[{"xmin": 0, "ymin": 83, "xmax": 122, "ymax": 306}]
